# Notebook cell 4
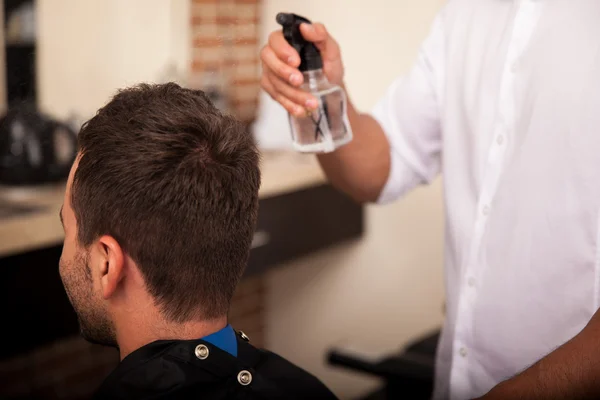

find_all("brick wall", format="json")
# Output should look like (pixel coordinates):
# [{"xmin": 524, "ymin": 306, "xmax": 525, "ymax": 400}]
[
  {"xmin": 190, "ymin": 0, "xmax": 262, "ymax": 122},
  {"xmin": 0, "ymin": 277, "xmax": 266, "ymax": 400}
]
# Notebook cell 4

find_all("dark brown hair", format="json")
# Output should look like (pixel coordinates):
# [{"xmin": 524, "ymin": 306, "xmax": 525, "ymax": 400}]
[{"xmin": 71, "ymin": 83, "xmax": 261, "ymax": 322}]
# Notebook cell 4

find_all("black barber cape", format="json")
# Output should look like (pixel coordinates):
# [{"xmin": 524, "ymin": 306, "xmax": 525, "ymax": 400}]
[{"xmin": 93, "ymin": 331, "xmax": 338, "ymax": 400}]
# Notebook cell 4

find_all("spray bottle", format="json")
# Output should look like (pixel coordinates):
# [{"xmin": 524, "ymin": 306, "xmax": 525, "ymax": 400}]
[{"xmin": 276, "ymin": 13, "xmax": 353, "ymax": 153}]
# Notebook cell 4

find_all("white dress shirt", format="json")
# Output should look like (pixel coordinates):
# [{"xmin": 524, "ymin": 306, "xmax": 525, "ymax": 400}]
[{"xmin": 372, "ymin": 0, "xmax": 600, "ymax": 398}]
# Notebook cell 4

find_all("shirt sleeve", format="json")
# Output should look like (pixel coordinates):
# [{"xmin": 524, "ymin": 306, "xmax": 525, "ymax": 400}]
[{"xmin": 372, "ymin": 11, "xmax": 445, "ymax": 205}]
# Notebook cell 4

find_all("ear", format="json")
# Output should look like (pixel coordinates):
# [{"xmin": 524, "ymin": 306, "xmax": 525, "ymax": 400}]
[{"xmin": 93, "ymin": 235, "xmax": 126, "ymax": 300}]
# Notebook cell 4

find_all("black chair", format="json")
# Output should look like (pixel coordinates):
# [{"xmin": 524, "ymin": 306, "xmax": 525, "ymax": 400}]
[{"xmin": 327, "ymin": 329, "xmax": 440, "ymax": 399}]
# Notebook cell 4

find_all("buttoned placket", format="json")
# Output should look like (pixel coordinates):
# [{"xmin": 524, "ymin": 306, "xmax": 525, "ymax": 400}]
[{"xmin": 448, "ymin": 1, "xmax": 544, "ymax": 397}]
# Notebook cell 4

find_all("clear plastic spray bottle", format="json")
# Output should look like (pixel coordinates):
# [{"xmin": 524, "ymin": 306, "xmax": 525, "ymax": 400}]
[{"xmin": 276, "ymin": 13, "xmax": 353, "ymax": 153}]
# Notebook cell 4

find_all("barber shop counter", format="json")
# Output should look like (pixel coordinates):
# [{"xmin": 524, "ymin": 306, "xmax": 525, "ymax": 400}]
[{"xmin": 0, "ymin": 152, "xmax": 364, "ymax": 360}]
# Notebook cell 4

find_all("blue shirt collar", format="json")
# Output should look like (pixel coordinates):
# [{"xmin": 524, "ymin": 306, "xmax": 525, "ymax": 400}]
[{"xmin": 201, "ymin": 324, "xmax": 238, "ymax": 357}]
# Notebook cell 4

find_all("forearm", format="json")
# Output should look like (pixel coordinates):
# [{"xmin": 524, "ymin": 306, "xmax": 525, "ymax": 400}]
[
  {"xmin": 478, "ymin": 310, "xmax": 600, "ymax": 400},
  {"xmin": 316, "ymin": 91, "xmax": 390, "ymax": 203}
]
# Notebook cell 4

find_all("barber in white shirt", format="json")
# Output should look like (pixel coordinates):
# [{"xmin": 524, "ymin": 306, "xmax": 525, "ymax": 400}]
[{"xmin": 261, "ymin": 1, "xmax": 600, "ymax": 399}]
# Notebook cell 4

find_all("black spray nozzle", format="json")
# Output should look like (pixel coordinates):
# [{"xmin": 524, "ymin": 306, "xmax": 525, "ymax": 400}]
[{"xmin": 276, "ymin": 12, "xmax": 323, "ymax": 72}]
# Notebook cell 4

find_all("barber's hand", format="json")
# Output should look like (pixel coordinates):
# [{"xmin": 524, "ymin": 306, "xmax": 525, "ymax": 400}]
[{"xmin": 260, "ymin": 22, "xmax": 344, "ymax": 117}]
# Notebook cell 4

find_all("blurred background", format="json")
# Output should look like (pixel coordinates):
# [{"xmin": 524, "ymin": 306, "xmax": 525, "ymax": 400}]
[{"xmin": 0, "ymin": 0, "xmax": 445, "ymax": 399}]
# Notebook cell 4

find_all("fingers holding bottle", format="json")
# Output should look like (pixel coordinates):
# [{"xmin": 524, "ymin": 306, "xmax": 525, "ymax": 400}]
[
  {"xmin": 260, "ymin": 44, "xmax": 318, "ymax": 116},
  {"xmin": 261, "ymin": 73, "xmax": 317, "ymax": 117},
  {"xmin": 260, "ymin": 17, "xmax": 344, "ymax": 115}
]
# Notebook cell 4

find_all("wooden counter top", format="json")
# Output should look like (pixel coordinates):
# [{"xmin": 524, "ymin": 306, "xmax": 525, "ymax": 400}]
[{"xmin": 0, "ymin": 152, "xmax": 326, "ymax": 258}]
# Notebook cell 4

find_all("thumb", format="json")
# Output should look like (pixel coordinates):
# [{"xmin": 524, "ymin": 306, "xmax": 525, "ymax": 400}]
[
  {"xmin": 299, "ymin": 23, "xmax": 341, "ymax": 62},
  {"xmin": 299, "ymin": 22, "xmax": 327, "ymax": 44}
]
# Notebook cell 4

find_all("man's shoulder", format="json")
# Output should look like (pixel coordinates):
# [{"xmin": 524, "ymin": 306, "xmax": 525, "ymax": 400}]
[
  {"xmin": 93, "ymin": 336, "xmax": 338, "ymax": 400},
  {"xmin": 237, "ymin": 339, "xmax": 338, "ymax": 400}
]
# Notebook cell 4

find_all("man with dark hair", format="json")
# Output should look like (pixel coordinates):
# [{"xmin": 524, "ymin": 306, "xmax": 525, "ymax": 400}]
[{"xmin": 58, "ymin": 83, "xmax": 337, "ymax": 399}]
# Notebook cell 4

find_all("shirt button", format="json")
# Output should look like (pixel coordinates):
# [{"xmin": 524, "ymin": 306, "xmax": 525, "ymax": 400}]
[
  {"xmin": 482, "ymin": 205, "xmax": 490, "ymax": 216},
  {"xmin": 496, "ymin": 135, "xmax": 504, "ymax": 145},
  {"xmin": 468, "ymin": 277, "xmax": 476, "ymax": 287},
  {"xmin": 459, "ymin": 347, "xmax": 468, "ymax": 357},
  {"xmin": 511, "ymin": 62, "xmax": 518, "ymax": 73},
  {"xmin": 194, "ymin": 344, "xmax": 209, "ymax": 360},
  {"xmin": 238, "ymin": 370, "xmax": 253, "ymax": 386}
]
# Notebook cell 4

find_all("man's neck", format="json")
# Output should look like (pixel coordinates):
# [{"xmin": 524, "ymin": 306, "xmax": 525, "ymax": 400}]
[{"xmin": 116, "ymin": 314, "xmax": 228, "ymax": 360}]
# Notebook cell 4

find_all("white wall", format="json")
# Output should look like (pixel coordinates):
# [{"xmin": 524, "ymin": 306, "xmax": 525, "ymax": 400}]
[
  {"xmin": 37, "ymin": 0, "xmax": 190, "ymax": 121},
  {"xmin": 260, "ymin": 1, "xmax": 447, "ymax": 399}
]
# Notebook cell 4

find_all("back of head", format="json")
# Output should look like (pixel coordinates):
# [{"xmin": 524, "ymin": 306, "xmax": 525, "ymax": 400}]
[{"xmin": 71, "ymin": 83, "xmax": 261, "ymax": 322}]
